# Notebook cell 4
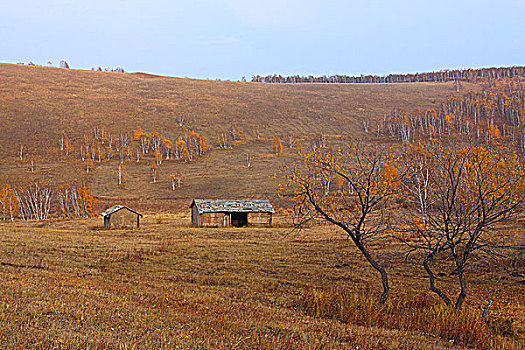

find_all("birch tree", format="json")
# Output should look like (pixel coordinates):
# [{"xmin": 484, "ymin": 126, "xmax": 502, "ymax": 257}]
[
  {"xmin": 118, "ymin": 163, "xmax": 126, "ymax": 185},
  {"xmin": 14, "ymin": 182, "xmax": 53, "ymax": 220},
  {"xmin": 170, "ymin": 173, "xmax": 182, "ymax": 190}
]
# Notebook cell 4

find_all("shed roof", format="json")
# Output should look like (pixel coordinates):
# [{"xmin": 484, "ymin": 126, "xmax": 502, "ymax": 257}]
[
  {"xmin": 190, "ymin": 199, "xmax": 275, "ymax": 214},
  {"xmin": 100, "ymin": 205, "xmax": 142, "ymax": 217}
]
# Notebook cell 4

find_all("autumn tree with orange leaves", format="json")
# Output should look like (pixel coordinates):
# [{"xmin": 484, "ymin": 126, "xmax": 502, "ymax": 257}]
[
  {"xmin": 85, "ymin": 159, "xmax": 94, "ymax": 173},
  {"xmin": 0, "ymin": 184, "xmax": 19, "ymax": 221},
  {"xmin": 170, "ymin": 173, "xmax": 182, "ymax": 190},
  {"xmin": 151, "ymin": 162, "xmax": 158, "ymax": 183},
  {"xmin": 272, "ymin": 136, "xmax": 283, "ymax": 155},
  {"xmin": 397, "ymin": 142, "xmax": 525, "ymax": 309},
  {"xmin": 77, "ymin": 184, "xmax": 98, "ymax": 217},
  {"xmin": 279, "ymin": 144, "xmax": 405, "ymax": 303}
]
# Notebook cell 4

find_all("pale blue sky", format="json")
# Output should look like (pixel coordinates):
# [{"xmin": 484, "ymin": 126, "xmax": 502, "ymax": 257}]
[{"xmin": 1, "ymin": 0, "xmax": 524, "ymax": 80}]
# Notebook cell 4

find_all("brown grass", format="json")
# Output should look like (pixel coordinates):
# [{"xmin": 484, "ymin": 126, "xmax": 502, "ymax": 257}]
[
  {"xmin": 298, "ymin": 288, "xmax": 517, "ymax": 349},
  {"xmin": 0, "ymin": 218, "xmax": 523, "ymax": 349}
]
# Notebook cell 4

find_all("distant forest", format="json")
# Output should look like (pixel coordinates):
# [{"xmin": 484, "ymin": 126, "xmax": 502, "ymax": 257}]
[{"xmin": 252, "ymin": 66, "xmax": 525, "ymax": 84}]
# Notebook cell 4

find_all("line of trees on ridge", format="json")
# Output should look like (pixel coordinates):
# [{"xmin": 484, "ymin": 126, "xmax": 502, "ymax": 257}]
[{"xmin": 253, "ymin": 66, "xmax": 525, "ymax": 84}]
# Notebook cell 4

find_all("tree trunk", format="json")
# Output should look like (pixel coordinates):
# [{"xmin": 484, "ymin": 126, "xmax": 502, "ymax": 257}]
[
  {"xmin": 354, "ymin": 238, "xmax": 389, "ymax": 303},
  {"xmin": 454, "ymin": 268, "xmax": 468, "ymax": 310},
  {"xmin": 423, "ymin": 256, "xmax": 453, "ymax": 306},
  {"xmin": 307, "ymin": 189, "xmax": 390, "ymax": 303}
]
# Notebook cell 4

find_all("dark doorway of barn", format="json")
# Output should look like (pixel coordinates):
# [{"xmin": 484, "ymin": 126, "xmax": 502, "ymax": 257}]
[{"xmin": 230, "ymin": 212, "xmax": 248, "ymax": 227}]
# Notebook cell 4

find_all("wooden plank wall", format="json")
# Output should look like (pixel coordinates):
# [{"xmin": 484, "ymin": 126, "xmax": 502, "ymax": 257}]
[
  {"xmin": 111, "ymin": 209, "xmax": 139, "ymax": 228},
  {"xmin": 196, "ymin": 212, "xmax": 272, "ymax": 227},
  {"xmin": 200, "ymin": 212, "xmax": 227, "ymax": 227},
  {"xmin": 248, "ymin": 212, "xmax": 271, "ymax": 226}
]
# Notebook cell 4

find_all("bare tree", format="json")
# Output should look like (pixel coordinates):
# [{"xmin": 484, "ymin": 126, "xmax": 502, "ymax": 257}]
[
  {"xmin": 118, "ymin": 163, "xmax": 126, "ymax": 185},
  {"xmin": 217, "ymin": 130, "xmax": 232, "ymax": 149},
  {"xmin": 363, "ymin": 118, "xmax": 370, "ymax": 133},
  {"xmin": 93, "ymin": 127, "xmax": 100, "ymax": 140},
  {"xmin": 151, "ymin": 163, "xmax": 158, "ymax": 183},
  {"xmin": 288, "ymin": 133, "xmax": 297, "ymax": 148}
]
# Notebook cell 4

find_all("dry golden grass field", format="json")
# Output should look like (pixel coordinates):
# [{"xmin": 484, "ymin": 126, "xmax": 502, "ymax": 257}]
[
  {"xmin": 0, "ymin": 217, "xmax": 523, "ymax": 349},
  {"xmin": 0, "ymin": 64, "xmax": 523, "ymax": 349}
]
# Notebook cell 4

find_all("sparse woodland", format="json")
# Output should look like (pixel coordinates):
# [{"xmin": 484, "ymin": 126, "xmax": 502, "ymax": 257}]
[
  {"xmin": 376, "ymin": 78, "xmax": 525, "ymax": 147},
  {"xmin": 1, "ymin": 125, "xmax": 212, "ymax": 219}
]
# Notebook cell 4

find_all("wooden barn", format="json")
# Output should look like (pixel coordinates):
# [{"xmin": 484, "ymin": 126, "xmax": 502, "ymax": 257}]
[
  {"xmin": 100, "ymin": 205, "xmax": 142, "ymax": 228},
  {"xmin": 190, "ymin": 199, "xmax": 274, "ymax": 227}
]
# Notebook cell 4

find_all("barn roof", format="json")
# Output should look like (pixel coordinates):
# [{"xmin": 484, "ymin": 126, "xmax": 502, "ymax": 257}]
[
  {"xmin": 100, "ymin": 205, "xmax": 142, "ymax": 217},
  {"xmin": 190, "ymin": 199, "xmax": 275, "ymax": 214}
]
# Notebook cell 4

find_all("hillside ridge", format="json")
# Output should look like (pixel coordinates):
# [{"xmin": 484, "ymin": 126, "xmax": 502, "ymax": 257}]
[{"xmin": 0, "ymin": 63, "xmax": 475, "ymax": 211}]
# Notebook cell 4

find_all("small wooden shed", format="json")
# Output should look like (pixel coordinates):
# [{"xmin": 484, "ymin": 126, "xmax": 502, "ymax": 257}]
[
  {"xmin": 100, "ymin": 205, "xmax": 142, "ymax": 228},
  {"xmin": 190, "ymin": 199, "xmax": 274, "ymax": 227}
]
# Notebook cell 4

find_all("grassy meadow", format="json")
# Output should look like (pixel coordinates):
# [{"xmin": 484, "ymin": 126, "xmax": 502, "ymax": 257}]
[{"xmin": 0, "ymin": 216, "xmax": 523, "ymax": 349}]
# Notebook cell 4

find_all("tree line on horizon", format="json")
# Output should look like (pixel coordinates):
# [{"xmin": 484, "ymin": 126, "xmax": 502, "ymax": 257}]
[
  {"xmin": 18, "ymin": 60, "xmax": 125, "ymax": 73},
  {"xmin": 252, "ymin": 65, "xmax": 525, "ymax": 84}
]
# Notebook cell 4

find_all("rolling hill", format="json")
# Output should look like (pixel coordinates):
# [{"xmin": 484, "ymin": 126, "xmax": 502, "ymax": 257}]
[{"xmin": 0, "ymin": 63, "xmax": 479, "ymax": 212}]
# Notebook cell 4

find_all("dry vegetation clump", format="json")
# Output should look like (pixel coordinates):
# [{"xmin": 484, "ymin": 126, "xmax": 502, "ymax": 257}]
[{"xmin": 298, "ymin": 288, "xmax": 517, "ymax": 349}]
